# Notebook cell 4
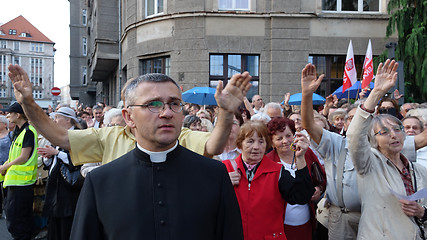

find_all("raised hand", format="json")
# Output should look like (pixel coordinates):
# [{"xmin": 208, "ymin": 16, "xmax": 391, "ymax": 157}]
[
  {"xmin": 8, "ymin": 64, "xmax": 34, "ymax": 104},
  {"xmin": 325, "ymin": 94, "xmax": 335, "ymax": 108},
  {"xmin": 301, "ymin": 63, "xmax": 324, "ymax": 94},
  {"xmin": 215, "ymin": 71, "xmax": 252, "ymax": 113},
  {"xmin": 372, "ymin": 59, "xmax": 398, "ymax": 95},
  {"xmin": 393, "ymin": 89, "xmax": 403, "ymax": 100},
  {"xmin": 284, "ymin": 92, "xmax": 290, "ymax": 105}
]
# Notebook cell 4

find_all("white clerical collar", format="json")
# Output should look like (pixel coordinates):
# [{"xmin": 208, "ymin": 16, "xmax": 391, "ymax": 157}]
[{"xmin": 137, "ymin": 141, "xmax": 178, "ymax": 163}]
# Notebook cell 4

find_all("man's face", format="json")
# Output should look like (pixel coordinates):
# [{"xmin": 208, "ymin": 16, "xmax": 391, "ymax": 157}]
[
  {"xmin": 93, "ymin": 109, "xmax": 103, "ymax": 122},
  {"xmin": 265, "ymin": 107, "xmax": 282, "ymax": 119},
  {"xmin": 403, "ymin": 118, "xmax": 422, "ymax": 136},
  {"xmin": 400, "ymin": 103, "xmax": 413, "ymax": 117},
  {"xmin": 6, "ymin": 112, "xmax": 18, "ymax": 124},
  {"xmin": 289, "ymin": 114, "xmax": 302, "ymax": 132},
  {"xmin": 125, "ymin": 81, "xmax": 184, "ymax": 151},
  {"xmin": 253, "ymin": 95, "xmax": 263, "ymax": 109},
  {"xmin": 344, "ymin": 108, "xmax": 356, "ymax": 131},
  {"xmin": 189, "ymin": 106, "xmax": 199, "ymax": 115}
]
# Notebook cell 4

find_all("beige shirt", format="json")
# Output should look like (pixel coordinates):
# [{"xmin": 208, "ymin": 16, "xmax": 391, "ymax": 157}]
[
  {"xmin": 347, "ymin": 106, "xmax": 427, "ymax": 240},
  {"xmin": 69, "ymin": 126, "xmax": 210, "ymax": 165}
]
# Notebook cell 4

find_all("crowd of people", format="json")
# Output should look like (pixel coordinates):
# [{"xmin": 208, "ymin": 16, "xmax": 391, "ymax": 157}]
[{"xmin": 0, "ymin": 59, "xmax": 426, "ymax": 240}]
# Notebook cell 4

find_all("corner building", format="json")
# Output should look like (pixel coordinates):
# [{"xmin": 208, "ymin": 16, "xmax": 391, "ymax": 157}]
[{"xmin": 70, "ymin": 0, "xmax": 396, "ymax": 105}]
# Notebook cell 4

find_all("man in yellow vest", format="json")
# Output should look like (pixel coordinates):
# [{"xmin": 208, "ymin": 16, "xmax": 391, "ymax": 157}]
[{"xmin": 0, "ymin": 102, "xmax": 38, "ymax": 240}]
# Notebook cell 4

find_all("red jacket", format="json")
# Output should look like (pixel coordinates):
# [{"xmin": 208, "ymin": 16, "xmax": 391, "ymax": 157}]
[
  {"xmin": 266, "ymin": 148, "xmax": 326, "ymax": 229},
  {"xmin": 224, "ymin": 155, "xmax": 287, "ymax": 240}
]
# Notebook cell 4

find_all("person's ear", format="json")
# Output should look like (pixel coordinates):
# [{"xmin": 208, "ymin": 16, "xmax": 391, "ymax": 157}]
[{"xmin": 122, "ymin": 108, "xmax": 136, "ymax": 128}]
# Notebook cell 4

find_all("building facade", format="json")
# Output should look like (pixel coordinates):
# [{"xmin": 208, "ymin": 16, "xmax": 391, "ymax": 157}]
[
  {"xmin": 70, "ymin": 0, "xmax": 397, "ymax": 106},
  {"xmin": 0, "ymin": 15, "xmax": 55, "ymax": 108}
]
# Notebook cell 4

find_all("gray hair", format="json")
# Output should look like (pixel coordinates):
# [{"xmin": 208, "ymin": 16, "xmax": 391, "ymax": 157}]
[
  {"xmin": 125, "ymin": 73, "xmax": 180, "ymax": 106},
  {"xmin": 264, "ymin": 102, "xmax": 282, "ymax": 112},
  {"xmin": 183, "ymin": 115, "xmax": 201, "ymax": 128},
  {"xmin": 368, "ymin": 114, "xmax": 404, "ymax": 149},
  {"xmin": 0, "ymin": 115, "xmax": 9, "ymax": 129},
  {"xmin": 250, "ymin": 112, "xmax": 271, "ymax": 123},
  {"xmin": 406, "ymin": 108, "xmax": 427, "ymax": 124},
  {"xmin": 328, "ymin": 108, "xmax": 347, "ymax": 123},
  {"xmin": 103, "ymin": 108, "xmax": 123, "ymax": 125}
]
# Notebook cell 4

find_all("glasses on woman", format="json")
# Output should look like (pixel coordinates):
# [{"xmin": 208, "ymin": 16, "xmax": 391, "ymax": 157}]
[{"xmin": 374, "ymin": 125, "xmax": 404, "ymax": 136}]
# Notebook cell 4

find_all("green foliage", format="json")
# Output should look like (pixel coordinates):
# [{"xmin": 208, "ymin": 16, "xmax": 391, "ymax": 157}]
[{"xmin": 386, "ymin": 0, "xmax": 427, "ymax": 102}]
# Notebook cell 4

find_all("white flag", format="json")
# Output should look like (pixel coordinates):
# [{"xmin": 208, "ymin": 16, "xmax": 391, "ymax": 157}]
[
  {"xmin": 343, "ymin": 40, "xmax": 357, "ymax": 93},
  {"xmin": 362, "ymin": 40, "xmax": 374, "ymax": 89}
]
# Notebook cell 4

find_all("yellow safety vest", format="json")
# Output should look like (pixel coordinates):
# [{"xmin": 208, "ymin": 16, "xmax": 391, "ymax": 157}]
[{"xmin": 2, "ymin": 125, "xmax": 38, "ymax": 187}]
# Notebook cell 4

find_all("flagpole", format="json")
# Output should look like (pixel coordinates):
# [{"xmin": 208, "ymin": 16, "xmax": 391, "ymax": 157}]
[{"xmin": 356, "ymin": 67, "xmax": 365, "ymax": 101}]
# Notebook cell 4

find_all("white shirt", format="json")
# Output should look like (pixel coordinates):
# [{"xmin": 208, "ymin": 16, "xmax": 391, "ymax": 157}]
[{"xmin": 281, "ymin": 161, "xmax": 311, "ymax": 226}]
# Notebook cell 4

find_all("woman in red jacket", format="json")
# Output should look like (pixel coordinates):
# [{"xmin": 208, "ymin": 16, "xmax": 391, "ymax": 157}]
[
  {"xmin": 266, "ymin": 117, "xmax": 326, "ymax": 240},
  {"xmin": 223, "ymin": 120, "xmax": 314, "ymax": 240}
]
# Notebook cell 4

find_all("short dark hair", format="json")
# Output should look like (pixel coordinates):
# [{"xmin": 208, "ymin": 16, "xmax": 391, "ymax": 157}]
[
  {"xmin": 267, "ymin": 117, "xmax": 296, "ymax": 136},
  {"xmin": 183, "ymin": 115, "xmax": 201, "ymax": 128},
  {"xmin": 124, "ymin": 73, "xmax": 180, "ymax": 105}
]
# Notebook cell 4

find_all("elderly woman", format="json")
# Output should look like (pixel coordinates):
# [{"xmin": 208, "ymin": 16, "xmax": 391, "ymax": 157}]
[
  {"xmin": 266, "ymin": 117, "xmax": 326, "ymax": 240},
  {"xmin": 223, "ymin": 120, "xmax": 314, "ymax": 240},
  {"xmin": 347, "ymin": 59, "xmax": 427, "ymax": 239},
  {"xmin": 183, "ymin": 114, "xmax": 202, "ymax": 131},
  {"xmin": 37, "ymin": 107, "xmax": 84, "ymax": 240}
]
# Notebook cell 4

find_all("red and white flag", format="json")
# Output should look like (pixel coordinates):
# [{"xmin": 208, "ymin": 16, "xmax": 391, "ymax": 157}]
[
  {"xmin": 362, "ymin": 40, "xmax": 373, "ymax": 89},
  {"xmin": 342, "ymin": 40, "xmax": 357, "ymax": 93}
]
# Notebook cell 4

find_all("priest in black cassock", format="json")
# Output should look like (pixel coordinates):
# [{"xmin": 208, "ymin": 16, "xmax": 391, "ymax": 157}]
[{"xmin": 70, "ymin": 72, "xmax": 252, "ymax": 240}]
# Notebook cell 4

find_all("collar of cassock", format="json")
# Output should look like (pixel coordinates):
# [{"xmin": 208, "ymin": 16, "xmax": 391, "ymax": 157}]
[{"xmin": 136, "ymin": 141, "xmax": 178, "ymax": 163}]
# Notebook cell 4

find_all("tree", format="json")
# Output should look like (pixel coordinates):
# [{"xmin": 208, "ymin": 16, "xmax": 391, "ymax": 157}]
[{"xmin": 386, "ymin": 0, "xmax": 427, "ymax": 102}]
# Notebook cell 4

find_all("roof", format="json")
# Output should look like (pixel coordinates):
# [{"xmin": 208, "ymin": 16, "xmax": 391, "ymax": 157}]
[{"xmin": 0, "ymin": 15, "xmax": 54, "ymax": 44}]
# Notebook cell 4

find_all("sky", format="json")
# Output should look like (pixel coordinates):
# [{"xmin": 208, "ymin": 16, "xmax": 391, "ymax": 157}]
[{"xmin": 1, "ymin": 0, "xmax": 70, "ymax": 88}]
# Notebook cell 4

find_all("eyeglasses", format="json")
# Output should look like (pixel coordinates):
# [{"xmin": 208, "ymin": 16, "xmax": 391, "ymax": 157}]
[
  {"xmin": 374, "ymin": 125, "xmax": 404, "ymax": 136},
  {"xmin": 128, "ymin": 101, "xmax": 183, "ymax": 113}
]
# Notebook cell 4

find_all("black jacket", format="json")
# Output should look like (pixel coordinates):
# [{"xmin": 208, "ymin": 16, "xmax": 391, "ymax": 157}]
[{"xmin": 70, "ymin": 145, "xmax": 244, "ymax": 240}]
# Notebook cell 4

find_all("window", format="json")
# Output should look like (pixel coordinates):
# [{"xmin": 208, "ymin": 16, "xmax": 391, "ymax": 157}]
[
  {"xmin": 31, "ymin": 43, "xmax": 44, "ymax": 52},
  {"xmin": 0, "ymin": 88, "xmax": 6, "ymax": 98},
  {"xmin": 32, "ymin": 90, "xmax": 43, "ymax": 99},
  {"xmin": 30, "ymin": 58, "xmax": 43, "ymax": 87},
  {"xmin": 308, "ymin": 55, "xmax": 366, "ymax": 97},
  {"xmin": 0, "ymin": 55, "xmax": 6, "ymax": 85},
  {"xmin": 0, "ymin": 40, "xmax": 6, "ymax": 49},
  {"xmin": 218, "ymin": 0, "xmax": 250, "ymax": 10},
  {"xmin": 82, "ymin": 37, "xmax": 87, "ymax": 56},
  {"xmin": 322, "ymin": 0, "xmax": 379, "ymax": 12},
  {"xmin": 14, "ymin": 41, "xmax": 19, "ymax": 51},
  {"xmin": 146, "ymin": 0, "xmax": 163, "ymax": 17},
  {"xmin": 82, "ymin": 9, "xmax": 87, "ymax": 26},
  {"xmin": 140, "ymin": 56, "xmax": 170, "ymax": 75},
  {"xmin": 209, "ymin": 54, "xmax": 259, "ymax": 99},
  {"xmin": 8, "ymin": 29, "xmax": 17, "ymax": 35},
  {"xmin": 13, "ymin": 56, "xmax": 20, "ymax": 65},
  {"xmin": 82, "ymin": 67, "xmax": 87, "ymax": 85}
]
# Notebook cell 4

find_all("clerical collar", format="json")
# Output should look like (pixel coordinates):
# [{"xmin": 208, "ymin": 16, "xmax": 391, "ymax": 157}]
[{"xmin": 136, "ymin": 141, "xmax": 178, "ymax": 163}]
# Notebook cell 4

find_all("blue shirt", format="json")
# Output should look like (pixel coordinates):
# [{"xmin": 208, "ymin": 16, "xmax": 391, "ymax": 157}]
[{"xmin": 0, "ymin": 132, "xmax": 12, "ymax": 165}]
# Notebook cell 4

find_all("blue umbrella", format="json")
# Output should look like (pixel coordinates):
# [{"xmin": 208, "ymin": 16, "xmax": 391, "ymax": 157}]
[
  {"xmin": 281, "ymin": 93, "xmax": 326, "ymax": 106},
  {"xmin": 182, "ymin": 87, "xmax": 217, "ymax": 106},
  {"xmin": 332, "ymin": 81, "xmax": 375, "ymax": 99}
]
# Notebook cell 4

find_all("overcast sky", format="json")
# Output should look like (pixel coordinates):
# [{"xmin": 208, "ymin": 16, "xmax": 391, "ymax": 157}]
[{"xmin": 1, "ymin": 0, "xmax": 70, "ymax": 87}]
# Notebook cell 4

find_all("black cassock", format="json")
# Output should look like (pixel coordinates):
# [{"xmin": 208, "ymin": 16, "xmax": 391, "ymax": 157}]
[{"xmin": 70, "ymin": 145, "xmax": 243, "ymax": 240}]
